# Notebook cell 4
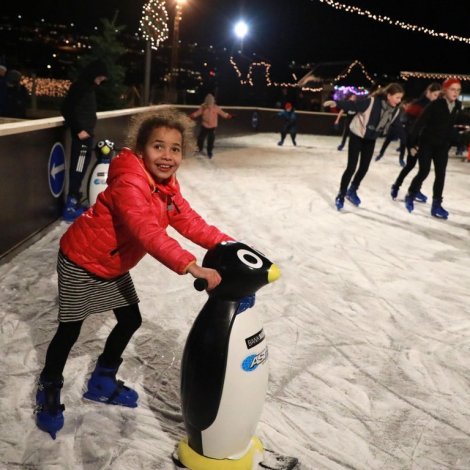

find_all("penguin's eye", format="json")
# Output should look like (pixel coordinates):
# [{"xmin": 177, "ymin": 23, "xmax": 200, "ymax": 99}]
[
  {"xmin": 97, "ymin": 141, "xmax": 104, "ymax": 148},
  {"xmin": 237, "ymin": 249, "xmax": 263, "ymax": 269}
]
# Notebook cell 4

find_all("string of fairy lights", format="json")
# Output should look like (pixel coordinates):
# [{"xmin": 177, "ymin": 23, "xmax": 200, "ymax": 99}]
[
  {"xmin": 139, "ymin": 0, "xmax": 169, "ymax": 50},
  {"xmin": 229, "ymin": 57, "xmax": 375, "ymax": 92},
  {"xmin": 400, "ymin": 71, "xmax": 470, "ymax": 81},
  {"xmin": 312, "ymin": 0, "xmax": 470, "ymax": 45}
]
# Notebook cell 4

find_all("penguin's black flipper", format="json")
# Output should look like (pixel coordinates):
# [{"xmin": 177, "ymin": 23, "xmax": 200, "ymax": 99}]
[{"xmin": 260, "ymin": 449, "xmax": 300, "ymax": 470}]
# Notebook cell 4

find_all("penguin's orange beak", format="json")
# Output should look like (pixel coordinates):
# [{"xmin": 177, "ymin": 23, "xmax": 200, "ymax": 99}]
[{"xmin": 268, "ymin": 263, "xmax": 281, "ymax": 283}]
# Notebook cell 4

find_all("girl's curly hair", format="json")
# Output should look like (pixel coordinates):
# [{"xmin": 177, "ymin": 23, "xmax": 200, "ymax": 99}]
[{"xmin": 125, "ymin": 107, "xmax": 196, "ymax": 157}]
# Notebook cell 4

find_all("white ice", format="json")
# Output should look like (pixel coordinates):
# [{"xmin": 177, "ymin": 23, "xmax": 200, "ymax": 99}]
[{"xmin": 1, "ymin": 133, "xmax": 470, "ymax": 470}]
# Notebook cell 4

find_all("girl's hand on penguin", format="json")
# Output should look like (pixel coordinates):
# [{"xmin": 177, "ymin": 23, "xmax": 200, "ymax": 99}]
[{"xmin": 187, "ymin": 264, "xmax": 222, "ymax": 291}]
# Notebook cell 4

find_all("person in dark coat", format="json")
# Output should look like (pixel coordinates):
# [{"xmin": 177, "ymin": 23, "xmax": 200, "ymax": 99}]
[
  {"xmin": 3, "ymin": 69, "xmax": 29, "ymax": 118},
  {"xmin": 390, "ymin": 82, "xmax": 441, "ymax": 201},
  {"xmin": 405, "ymin": 78, "xmax": 468, "ymax": 219},
  {"xmin": 61, "ymin": 60, "xmax": 108, "ymax": 222}
]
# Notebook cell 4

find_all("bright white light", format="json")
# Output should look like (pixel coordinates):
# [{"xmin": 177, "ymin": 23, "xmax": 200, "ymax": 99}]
[{"xmin": 234, "ymin": 20, "xmax": 248, "ymax": 39}]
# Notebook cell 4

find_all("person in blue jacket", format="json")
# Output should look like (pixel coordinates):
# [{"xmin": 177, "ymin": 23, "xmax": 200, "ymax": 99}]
[
  {"xmin": 277, "ymin": 102, "xmax": 297, "ymax": 146},
  {"xmin": 324, "ymin": 83, "xmax": 405, "ymax": 210}
]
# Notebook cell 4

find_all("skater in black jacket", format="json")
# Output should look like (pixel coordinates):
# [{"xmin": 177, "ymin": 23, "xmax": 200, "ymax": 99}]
[
  {"xmin": 61, "ymin": 60, "xmax": 108, "ymax": 222},
  {"xmin": 404, "ymin": 78, "xmax": 467, "ymax": 219},
  {"xmin": 390, "ymin": 82, "xmax": 441, "ymax": 201},
  {"xmin": 324, "ymin": 83, "xmax": 405, "ymax": 210}
]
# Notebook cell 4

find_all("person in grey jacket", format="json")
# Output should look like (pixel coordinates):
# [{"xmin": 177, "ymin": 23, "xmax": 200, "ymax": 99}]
[{"xmin": 324, "ymin": 82, "xmax": 405, "ymax": 210}]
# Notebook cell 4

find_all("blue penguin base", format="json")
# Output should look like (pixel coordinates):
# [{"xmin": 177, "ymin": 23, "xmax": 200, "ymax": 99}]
[{"xmin": 175, "ymin": 436, "xmax": 264, "ymax": 470}]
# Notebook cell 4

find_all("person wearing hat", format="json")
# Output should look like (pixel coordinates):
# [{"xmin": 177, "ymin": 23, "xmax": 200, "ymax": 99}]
[
  {"xmin": 277, "ymin": 101, "xmax": 298, "ymax": 146},
  {"xmin": 61, "ymin": 59, "xmax": 108, "ymax": 222},
  {"xmin": 405, "ymin": 78, "xmax": 468, "ymax": 219}
]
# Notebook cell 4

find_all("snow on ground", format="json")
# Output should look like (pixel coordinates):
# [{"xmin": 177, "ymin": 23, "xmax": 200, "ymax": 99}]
[{"xmin": 1, "ymin": 133, "xmax": 470, "ymax": 470}]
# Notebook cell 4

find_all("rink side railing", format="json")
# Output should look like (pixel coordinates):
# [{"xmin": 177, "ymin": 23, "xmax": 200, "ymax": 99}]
[{"xmin": 0, "ymin": 105, "xmax": 338, "ymax": 261}]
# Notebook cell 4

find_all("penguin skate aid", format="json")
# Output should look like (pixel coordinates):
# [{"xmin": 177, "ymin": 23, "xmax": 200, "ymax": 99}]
[
  {"xmin": 173, "ymin": 241, "xmax": 299, "ymax": 470},
  {"xmin": 88, "ymin": 139, "xmax": 118, "ymax": 206}
]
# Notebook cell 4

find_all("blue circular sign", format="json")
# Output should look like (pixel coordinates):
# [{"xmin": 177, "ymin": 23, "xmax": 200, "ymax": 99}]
[{"xmin": 48, "ymin": 142, "xmax": 66, "ymax": 198}]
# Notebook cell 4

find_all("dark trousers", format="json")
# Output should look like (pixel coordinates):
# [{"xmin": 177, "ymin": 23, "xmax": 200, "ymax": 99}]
[
  {"xmin": 41, "ymin": 303, "xmax": 142, "ymax": 381},
  {"xmin": 408, "ymin": 142, "xmax": 449, "ymax": 201},
  {"xmin": 339, "ymin": 133, "xmax": 376, "ymax": 196},
  {"xmin": 68, "ymin": 132, "xmax": 93, "ymax": 198},
  {"xmin": 197, "ymin": 126, "xmax": 216, "ymax": 155},
  {"xmin": 338, "ymin": 115, "xmax": 353, "ymax": 148},
  {"xmin": 394, "ymin": 151, "xmax": 418, "ymax": 188},
  {"xmin": 280, "ymin": 123, "xmax": 297, "ymax": 145},
  {"xmin": 378, "ymin": 128, "xmax": 406, "ymax": 160}
]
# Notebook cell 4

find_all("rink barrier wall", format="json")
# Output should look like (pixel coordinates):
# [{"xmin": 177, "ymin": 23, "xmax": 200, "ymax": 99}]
[{"xmin": 0, "ymin": 106, "xmax": 338, "ymax": 261}]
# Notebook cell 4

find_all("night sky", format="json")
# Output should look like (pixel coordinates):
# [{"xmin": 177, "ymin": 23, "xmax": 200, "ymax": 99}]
[{"xmin": 3, "ymin": 0, "xmax": 469, "ymax": 75}]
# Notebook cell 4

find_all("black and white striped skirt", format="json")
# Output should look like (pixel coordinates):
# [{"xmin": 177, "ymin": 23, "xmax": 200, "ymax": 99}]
[{"xmin": 57, "ymin": 251, "xmax": 140, "ymax": 322}]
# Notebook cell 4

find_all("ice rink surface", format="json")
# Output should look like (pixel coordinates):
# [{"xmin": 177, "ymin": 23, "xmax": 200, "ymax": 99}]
[{"xmin": 1, "ymin": 133, "xmax": 470, "ymax": 469}]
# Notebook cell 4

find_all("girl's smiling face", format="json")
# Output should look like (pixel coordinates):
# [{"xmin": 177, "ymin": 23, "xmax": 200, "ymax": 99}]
[
  {"xmin": 142, "ymin": 126, "xmax": 183, "ymax": 182},
  {"xmin": 387, "ymin": 92, "xmax": 404, "ymax": 107}
]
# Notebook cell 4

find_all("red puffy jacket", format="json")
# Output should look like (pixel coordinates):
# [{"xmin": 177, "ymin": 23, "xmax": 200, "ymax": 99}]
[{"xmin": 60, "ymin": 148, "xmax": 232, "ymax": 279}]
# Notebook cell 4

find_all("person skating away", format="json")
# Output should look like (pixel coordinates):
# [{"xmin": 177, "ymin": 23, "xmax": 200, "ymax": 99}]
[
  {"xmin": 334, "ymin": 94, "xmax": 357, "ymax": 151},
  {"xmin": 190, "ymin": 93, "xmax": 232, "ymax": 158},
  {"xmin": 277, "ymin": 102, "xmax": 298, "ymax": 146},
  {"xmin": 34, "ymin": 107, "xmax": 235, "ymax": 439},
  {"xmin": 324, "ymin": 83, "xmax": 405, "ymax": 210},
  {"xmin": 60, "ymin": 60, "xmax": 108, "ymax": 222},
  {"xmin": 390, "ymin": 82, "xmax": 441, "ymax": 202},
  {"xmin": 404, "ymin": 78, "xmax": 468, "ymax": 219},
  {"xmin": 374, "ymin": 103, "xmax": 407, "ymax": 167}
]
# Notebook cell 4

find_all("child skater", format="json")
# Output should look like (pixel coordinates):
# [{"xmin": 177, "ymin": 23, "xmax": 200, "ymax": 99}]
[
  {"xmin": 390, "ymin": 82, "xmax": 441, "ymax": 201},
  {"xmin": 405, "ymin": 78, "xmax": 467, "ymax": 219},
  {"xmin": 277, "ymin": 102, "xmax": 298, "ymax": 146},
  {"xmin": 35, "ymin": 107, "xmax": 234, "ymax": 439},
  {"xmin": 324, "ymin": 83, "xmax": 405, "ymax": 210},
  {"xmin": 190, "ymin": 93, "xmax": 232, "ymax": 158}
]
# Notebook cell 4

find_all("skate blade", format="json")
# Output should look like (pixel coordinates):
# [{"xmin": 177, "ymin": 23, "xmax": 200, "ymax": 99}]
[
  {"xmin": 259, "ymin": 448, "xmax": 299, "ymax": 470},
  {"xmin": 83, "ymin": 392, "xmax": 138, "ymax": 408}
]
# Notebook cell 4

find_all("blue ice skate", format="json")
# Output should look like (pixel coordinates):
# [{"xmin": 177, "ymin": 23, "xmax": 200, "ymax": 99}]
[
  {"xmin": 335, "ymin": 195, "xmax": 344, "ymax": 211},
  {"xmin": 35, "ymin": 376, "xmax": 65, "ymax": 439},
  {"xmin": 405, "ymin": 193, "xmax": 415, "ymax": 213},
  {"xmin": 390, "ymin": 184, "xmax": 399, "ymax": 200},
  {"xmin": 346, "ymin": 185, "xmax": 361, "ymax": 206},
  {"xmin": 83, "ymin": 357, "xmax": 138, "ymax": 408},
  {"xmin": 415, "ymin": 191, "xmax": 428, "ymax": 203},
  {"xmin": 431, "ymin": 200, "xmax": 449, "ymax": 220},
  {"xmin": 62, "ymin": 195, "xmax": 86, "ymax": 223}
]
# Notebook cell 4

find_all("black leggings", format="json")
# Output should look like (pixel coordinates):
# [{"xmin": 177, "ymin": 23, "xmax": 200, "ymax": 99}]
[
  {"xmin": 197, "ymin": 126, "xmax": 216, "ymax": 154},
  {"xmin": 339, "ymin": 133, "xmax": 376, "ymax": 197},
  {"xmin": 41, "ymin": 304, "xmax": 142, "ymax": 381},
  {"xmin": 408, "ymin": 142, "xmax": 449, "ymax": 200},
  {"xmin": 394, "ymin": 150, "xmax": 418, "ymax": 188}
]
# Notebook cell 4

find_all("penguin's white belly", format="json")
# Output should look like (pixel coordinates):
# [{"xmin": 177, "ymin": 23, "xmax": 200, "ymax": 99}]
[
  {"xmin": 88, "ymin": 162, "xmax": 109, "ymax": 205},
  {"xmin": 201, "ymin": 310, "xmax": 268, "ymax": 459}
]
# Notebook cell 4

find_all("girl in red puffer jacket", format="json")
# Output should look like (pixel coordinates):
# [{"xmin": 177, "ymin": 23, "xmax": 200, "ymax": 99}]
[{"xmin": 35, "ymin": 107, "xmax": 234, "ymax": 439}]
